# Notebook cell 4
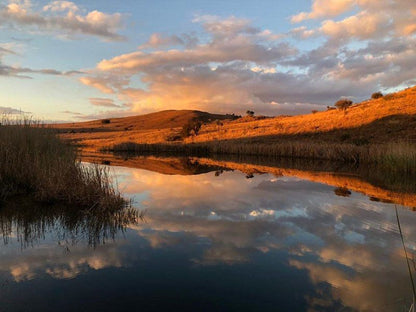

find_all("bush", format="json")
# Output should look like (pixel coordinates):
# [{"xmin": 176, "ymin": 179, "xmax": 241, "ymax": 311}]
[
  {"xmin": 101, "ymin": 119, "xmax": 111, "ymax": 124},
  {"xmin": 181, "ymin": 120, "xmax": 202, "ymax": 138},
  {"xmin": 371, "ymin": 92, "xmax": 383, "ymax": 99},
  {"xmin": 246, "ymin": 110, "xmax": 255, "ymax": 117},
  {"xmin": 383, "ymin": 93, "xmax": 395, "ymax": 101},
  {"xmin": 311, "ymin": 110, "xmax": 318, "ymax": 114},
  {"xmin": 335, "ymin": 99, "xmax": 353, "ymax": 111}
]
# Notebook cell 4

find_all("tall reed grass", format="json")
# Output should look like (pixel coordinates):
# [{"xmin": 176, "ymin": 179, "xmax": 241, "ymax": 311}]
[
  {"xmin": 0, "ymin": 117, "xmax": 126, "ymax": 209},
  {"xmin": 104, "ymin": 140, "xmax": 416, "ymax": 175}
]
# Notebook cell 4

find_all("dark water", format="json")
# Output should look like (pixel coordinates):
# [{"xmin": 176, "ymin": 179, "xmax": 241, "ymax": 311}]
[{"xmin": 1, "ymin": 161, "xmax": 416, "ymax": 311}]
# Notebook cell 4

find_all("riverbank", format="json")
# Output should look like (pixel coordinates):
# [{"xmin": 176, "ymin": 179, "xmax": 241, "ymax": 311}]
[
  {"xmin": 0, "ymin": 118, "xmax": 126, "ymax": 210},
  {"xmin": 103, "ymin": 140, "xmax": 416, "ymax": 175}
]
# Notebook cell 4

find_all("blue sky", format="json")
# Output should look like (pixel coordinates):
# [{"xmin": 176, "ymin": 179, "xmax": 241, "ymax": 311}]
[{"xmin": 0, "ymin": 0, "xmax": 415, "ymax": 121}]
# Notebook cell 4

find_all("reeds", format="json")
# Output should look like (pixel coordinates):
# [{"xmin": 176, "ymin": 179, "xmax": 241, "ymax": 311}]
[
  {"xmin": 0, "ymin": 117, "xmax": 126, "ymax": 210},
  {"xmin": 103, "ymin": 140, "xmax": 416, "ymax": 175}
]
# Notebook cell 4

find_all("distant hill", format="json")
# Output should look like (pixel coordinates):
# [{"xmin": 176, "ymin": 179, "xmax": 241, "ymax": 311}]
[
  {"xmin": 54, "ymin": 110, "xmax": 237, "ymax": 132},
  {"xmin": 55, "ymin": 86, "xmax": 416, "ymax": 151}
]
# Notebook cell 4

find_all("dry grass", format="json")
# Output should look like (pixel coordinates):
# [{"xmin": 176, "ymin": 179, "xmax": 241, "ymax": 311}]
[
  {"xmin": 104, "ymin": 140, "xmax": 416, "ymax": 175},
  {"xmin": 0, "ymin": 117, "xmax": 126, "ymax": 209},
  {"xmin": 54, "ymin": 86, "xmax": 416, "ymax": 151}
]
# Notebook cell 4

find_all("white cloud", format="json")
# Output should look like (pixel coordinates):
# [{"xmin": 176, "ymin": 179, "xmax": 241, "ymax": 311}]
[
  {"xmin": 291, "ymin": 0, "xmax": 356, "ymax": 23},
  {"xmin": 79, "ymin": 3, "xmax": 416, "ymax": 116},
  {"xmin": 43, "ymin": 1, "xmax": 79, "ymax": 13},
  {"xmin": 0, "ymin": 0, "xmax": 126, "ymax": 41}
]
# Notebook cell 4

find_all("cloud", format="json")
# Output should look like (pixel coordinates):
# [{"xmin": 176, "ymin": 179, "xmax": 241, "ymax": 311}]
[
  {"xmin": 139, "ymin": 33, "xmax": 185, "ymax": 49},
  {"xmin": 0, "ymin": 0, "xmax": 126, "ymax": 41},
  {"xmin": 291, "ymin": 0, "xmax": 356, "ymax": 23},
  {"xmin": 43, "ymin": 1, "xmax": 79, "ymax": 13},
  {"xmin": 79, "ymin": 5, "xmax": 416, "ymax": 117},
  {"xmin": 292, "ymin": 0, "xmax": 416, "ymax": 42},
  {"xmin": 89, "ymin": 97, "xmax": 120, "ymax": 108},
  {"xmin": 0, "ymin": 62, "xmax": 82, "ymax": 78},
  {"xmin": 0, "ymin": 106, "xmax": 26, "ymax": 114}
]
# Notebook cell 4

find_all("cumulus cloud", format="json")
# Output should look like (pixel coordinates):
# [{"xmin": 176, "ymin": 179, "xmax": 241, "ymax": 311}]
[
  {"xmin": 43, "ymin": 0, "xmax": 79, "ymax": 13},
  {"xmin": 79, "ymin": 3, "xmax": 416, "ymax": 116},
  {"xmin": 292, "ymin": 0, "xmax": 416, "ymax": 41},
  {"xmin": 0, "ymin": 0, "xmax": 126, "ymax": 41},
  {"xmin": 291, "ymin": 0, "xmax": 356, "ymax": 23}
]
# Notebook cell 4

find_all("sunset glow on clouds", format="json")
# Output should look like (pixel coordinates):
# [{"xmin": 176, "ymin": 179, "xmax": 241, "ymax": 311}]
[{"xmin": 0, "ymin": 0, "xmax": 415, "ymax": 120}]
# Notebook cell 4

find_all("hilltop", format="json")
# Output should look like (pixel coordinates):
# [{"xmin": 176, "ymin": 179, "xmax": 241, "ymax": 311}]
[
  {"xmin": 54, "ymin": 110, "xmax": 238, "ymax": 150},
  {"xmin": 55, "ymin": 86, "xmax": 416, "ymax": 151}
]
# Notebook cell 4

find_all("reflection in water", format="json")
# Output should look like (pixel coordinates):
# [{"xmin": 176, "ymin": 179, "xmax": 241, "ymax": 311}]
[
  {"xmin": 0, "ymin": 157, "xmax": 416, "ymax": 311},
  {"xmin": 0, "ymin": 198, "xmax": 141, "ymax": 248}
]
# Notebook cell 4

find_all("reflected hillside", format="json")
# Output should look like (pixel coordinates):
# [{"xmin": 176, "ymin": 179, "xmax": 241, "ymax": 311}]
[
  {"xmin": 86, "ymin": 153, "xmax": 416, "ymax": 209},
  {"xmin": 0, "ymin": 197, "xmax": 141, "ymax": 248},
  {"xmin": 82, "ymin": 151, "xmax": 229, "ymax": 175}
]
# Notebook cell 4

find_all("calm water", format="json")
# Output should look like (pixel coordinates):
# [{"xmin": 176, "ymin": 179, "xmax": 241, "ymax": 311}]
[{"xmin": 1, "ymin": 159, "xmax": 416, "ymax": 311}]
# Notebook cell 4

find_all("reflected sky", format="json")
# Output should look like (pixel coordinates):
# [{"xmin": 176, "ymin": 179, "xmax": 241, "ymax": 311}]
[{"xmin": 1, "ymin": 165, "xmax": 415, "ymax": 311}]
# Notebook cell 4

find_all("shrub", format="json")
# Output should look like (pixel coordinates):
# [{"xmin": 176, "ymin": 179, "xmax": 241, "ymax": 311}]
[
  {"xmin": 383, "ymin": 93, "xmax": 395, "ymax": 101},
  {"xmin": 246, "ymin": 110, "xmax": 255, "ymax": 117},
  {"xmin": 181, "ymin": 120, "xmax": 202, "ymax": 138},
  {"xmin": 371, "ymin": 92, "xmax": 383, "ymax": 99},
  {"xmin": 311, "ymin": 110, "xmax": 318, "ymax": 114},
  {"xmin": 101, "ymin": 119, "xmax": 111, "ymax": 124},
  {"xmin": 335, "ymin": 99, "xmax": 353, "ymax": 111}
]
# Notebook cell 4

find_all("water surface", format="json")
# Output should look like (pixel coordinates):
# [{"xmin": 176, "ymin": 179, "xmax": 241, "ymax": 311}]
[{"xmin": 0, "ymin": 159, "xmax": 415, "ymax": 311}]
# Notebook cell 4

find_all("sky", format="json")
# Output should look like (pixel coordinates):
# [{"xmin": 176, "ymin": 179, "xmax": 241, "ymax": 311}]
[{"xmin": 0, "ymin": 0, "xmax": 415, "ymax": 121}]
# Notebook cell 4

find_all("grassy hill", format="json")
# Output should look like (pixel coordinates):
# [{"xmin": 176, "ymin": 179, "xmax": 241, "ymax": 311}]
[
  {"xmin": 56, "ymin": 86, "xmax": 416, "ymax": 150},
  {"xmin": 54, "ymin": 110, "xmax": 236, "ymax": 132},
  {"xmin": 55, "ymin": 109, "xmax": 238, "ymax": 150}
]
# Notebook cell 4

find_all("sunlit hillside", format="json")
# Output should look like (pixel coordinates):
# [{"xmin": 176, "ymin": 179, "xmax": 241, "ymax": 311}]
[{"xmin": 55, "ymin": 86, "xmax": 416, "ymax": 151}]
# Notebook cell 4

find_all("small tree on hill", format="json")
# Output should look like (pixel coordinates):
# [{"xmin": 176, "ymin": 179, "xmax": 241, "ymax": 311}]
[
  {"xmin": 246, "ymin": 110, "xmax": 255, "ymax": 117},
  {"xmin": 371, "ymin": 92, "xmax": 383, "ymax": 99},
  {"xmin": 335, "ymin": 99, "xmax": 353, "ymax": 111}
]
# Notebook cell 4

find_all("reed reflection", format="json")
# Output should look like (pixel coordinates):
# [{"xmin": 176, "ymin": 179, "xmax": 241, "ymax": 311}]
[{"xmin": 0, "ymin": 198, "xmax": 142, "ymax": 248}]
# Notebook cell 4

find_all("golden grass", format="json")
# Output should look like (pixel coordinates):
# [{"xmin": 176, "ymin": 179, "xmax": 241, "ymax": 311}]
[
  {"xmin": 49, "ymin": 86, "xmax": 416, "ymax": 155},
  {"xmin": 0, "ymin": 117, "xmax": 126, "ymax": 209}
]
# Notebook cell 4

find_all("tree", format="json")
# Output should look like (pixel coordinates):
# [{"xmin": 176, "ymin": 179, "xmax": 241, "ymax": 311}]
[
  {"xmin": 181, "ymin": 120, "xmax": 202, "ymax": 138},
  {"xmin": 335, "ymin": 99, "xmax": 353, "ymax": 111},
  {"xmin": 371, "ymin": 92, "xmax": 383, "ymax": 99},
  {"xmin": 246, "ymin": 110, "xmax": 255, "ymax": 117}
]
